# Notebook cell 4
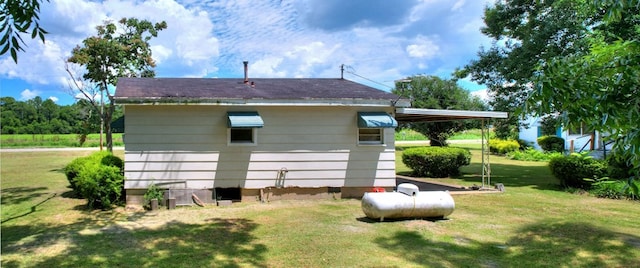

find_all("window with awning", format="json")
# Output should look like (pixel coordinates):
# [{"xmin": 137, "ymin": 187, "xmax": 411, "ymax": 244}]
[
  {"xmin": 227, "ymin": 112, "xmax": 262, "ymax": 145},
  {"xmin": 357, "ymin": 112, "xmax": 396, "ymax": 145},
  {"xmin": 357, "ymin": 112, "xmax": 398, "ymax": 128}
]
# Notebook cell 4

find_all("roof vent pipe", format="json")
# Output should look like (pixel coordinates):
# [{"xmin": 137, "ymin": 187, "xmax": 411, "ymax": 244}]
[{"xmin": 243, "ymin": 61, "xmax": 249, "ymax": 84}]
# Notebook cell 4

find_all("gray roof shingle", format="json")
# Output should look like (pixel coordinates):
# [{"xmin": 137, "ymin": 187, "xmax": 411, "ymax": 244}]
[{"xmin": 114, "ymin": 78, "xmax": 401, "ymax": 104}]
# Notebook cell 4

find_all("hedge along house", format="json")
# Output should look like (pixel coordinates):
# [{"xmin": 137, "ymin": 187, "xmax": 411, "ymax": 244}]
[{"xmin": 114, "ymin": 73, "xmax": 412, "ymax": 205}]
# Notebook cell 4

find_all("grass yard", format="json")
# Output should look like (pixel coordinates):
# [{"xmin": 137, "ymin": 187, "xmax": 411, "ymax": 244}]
[
  {"xmin": 395, "ymin": 128, "xmax": 489, "ymax": 141},
  {"xmin": 1, "ymin": 147, "xmax": 639, "ymax": 267}
]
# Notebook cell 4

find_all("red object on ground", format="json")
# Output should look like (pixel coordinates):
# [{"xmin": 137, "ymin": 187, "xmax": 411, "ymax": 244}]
[{"xmin": 371, "ymin": 187, "xmax": 386, "ymax": 192}]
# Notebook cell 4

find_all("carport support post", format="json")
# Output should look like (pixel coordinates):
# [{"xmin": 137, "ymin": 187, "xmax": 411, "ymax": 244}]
[{"xmin": 481, "ymin": 119, "xmax": 491, "ymax": 188}]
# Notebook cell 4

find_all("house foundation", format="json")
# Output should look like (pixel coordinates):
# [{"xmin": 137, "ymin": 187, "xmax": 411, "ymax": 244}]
[{"xmin": 125, "ymin": 186, "xmax": 393, "ymax": 206}]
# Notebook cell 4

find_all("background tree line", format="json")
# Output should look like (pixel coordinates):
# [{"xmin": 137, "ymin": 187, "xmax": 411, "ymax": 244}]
[{"xmin": 0, "ymin": 96, "xmax": 123, "ymax": 135}]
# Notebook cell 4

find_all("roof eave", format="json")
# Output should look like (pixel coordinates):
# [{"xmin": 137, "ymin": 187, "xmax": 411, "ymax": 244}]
[{"xmin": 114, "ymin": 97, "xmax": 411, "ymax": 107}]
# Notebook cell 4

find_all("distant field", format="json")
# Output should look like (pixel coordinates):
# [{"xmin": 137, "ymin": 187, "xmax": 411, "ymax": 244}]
[
  {"xmin": 0, "ymin": 134, "xmax": 124, "ymax": 148},
  {"xmin": 395, "ymin": 128, "xmax": 492, "ymax": 141},
  {"xmin": 1, "ymin": 130, "xmax": 485, "ymax": 148}
]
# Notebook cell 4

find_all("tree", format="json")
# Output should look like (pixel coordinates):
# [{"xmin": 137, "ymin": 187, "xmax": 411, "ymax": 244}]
[
  {"xmin": 67, "ymin": 17, "xmax": 167, "ymax": 151},
  {"xmin": 455, "ymin": 0, "xmax": 592, "ymax": 139},
  {"xmin": 1, "ymin": 0, "xmax": 49, "ymax": 63},
  {"xmin": 528, "ymin": 0, "xmax": 639, "ymax": 194},
  {"xmin": 392, "ymin": 75, "xmax": 486, "ymax": 146}
]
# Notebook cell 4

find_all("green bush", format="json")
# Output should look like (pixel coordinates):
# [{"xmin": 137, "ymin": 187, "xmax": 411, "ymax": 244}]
[
  {"xmin": 75, "ymin": 165, "xmax": 124, "ymax": 209},
  {"xmin": 548, "ymin": 152, "xmax": 607, "ymax": 189},
  {"xmin": 589, "ymin": 178, "xmax": 639, "ymax": 200},
  {"xmin": 64, "ymin": 151, "xmax": 124, "ymax": 209},
  {"xmin": 402, "ymin": 146, "xmax": 471, "ymax": 178},
  {"xmin": 64, "ymin": 156, "xmax": 91, "ymax": 192},
  {"xmin": 488, "ymin": 139, "xmax": 520, "ymax": 155},
  {"xmin": 143, "ymin": 183, "xmax": 165, "ymax": 208},
  {"xmin": 101, "ymin": 154, "xmax": 124, "ymax": 170},
  {"xmin": 516, "ymin": 139, "xmax": 532, "ymax": 150},
  {"xmin": 537, "ymin": 135, "xmax": 565, "ymax": 152},
  {"xmin": 507, "ymin": 148, "xmax": 563, "ymax": 162},
  {"xmin": 606, "ymin": 153, "xmax": 633, "ymax": 180}
]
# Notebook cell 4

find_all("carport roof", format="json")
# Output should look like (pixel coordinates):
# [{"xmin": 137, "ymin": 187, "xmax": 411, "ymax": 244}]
[{"xmin": 395, "ymin": 108, "xmax": 508, "ymax": 123}]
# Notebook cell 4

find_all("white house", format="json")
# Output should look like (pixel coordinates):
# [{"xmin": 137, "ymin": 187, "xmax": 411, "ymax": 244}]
[
  {"xmin": 114, "ymin": 77, "xmax": 413, "ymax": 205},
  {"xmin": 519, "ymin": 115, "xmax": 610, "ymax": 152},
  {"xmin": 114, "ymin": 70, "xmax": 510, "ymax": 205}
]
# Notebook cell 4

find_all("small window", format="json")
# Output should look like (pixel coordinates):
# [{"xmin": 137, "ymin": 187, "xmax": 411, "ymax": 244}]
[
  {"xmin": 568, "ymin": 122, "xmax": 592, "ymax": 136},
  {"xmin": 229, "ymin": 128, "xmax": 257, "ymax": 145},
  {"xmin": 358, "ymin": 128, "xmax": 383, "ymax": 145}
]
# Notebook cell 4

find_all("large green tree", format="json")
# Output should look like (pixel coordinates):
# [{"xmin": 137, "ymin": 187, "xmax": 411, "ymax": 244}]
[
  {"xmin": 528, "ymin": 0, "xmax": 639, "ymax": 194},
  {"xmin": 392, "ymin": 75, "xmax": 486, "ymax": 146},
  {"xmin": 455, "ymin": 0, "xmax": 592, "ymax": 139},
  {"xmin": 1, "ymin": 0, "xmax": 48, "ymax": 63},
  {"xmin": 67, "ymin": 17, "xmax": 166, "ymax": 151},
  {"xmin": 0, "ymin": 96, "xmax": 94, "ymax": 134}
]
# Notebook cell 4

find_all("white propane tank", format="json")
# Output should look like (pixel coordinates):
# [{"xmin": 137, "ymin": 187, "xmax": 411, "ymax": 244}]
[{"xmin": 361, "ymin": 183, "xmax": 455, "ymax": 221}]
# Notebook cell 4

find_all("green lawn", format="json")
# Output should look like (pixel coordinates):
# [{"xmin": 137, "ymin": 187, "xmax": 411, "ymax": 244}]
[
  {"xmin": 396, "ymin": 128, "xmax": 490, "ymax": 141},
  {"xmin": 1, "ymin": 147, "xmax": 639, "ymax": 267}
]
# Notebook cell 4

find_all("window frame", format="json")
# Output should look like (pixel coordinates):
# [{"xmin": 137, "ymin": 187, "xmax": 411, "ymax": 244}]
[
  {"xmin": 567, "ymin": 122, "xmax": 593, "ymax": 136},
  {"xmin": 358, "ymin": 127, "xmax": 384, "ymax": 145},
  {"xmin": 228, "ymin": 128, "xmax": 258, "ymax": 146}
]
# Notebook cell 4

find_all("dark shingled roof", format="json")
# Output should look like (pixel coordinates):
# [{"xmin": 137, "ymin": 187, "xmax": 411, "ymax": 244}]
[{"xmin": 114, "ymin": 78, "xmax": 401, "ymax": 103}]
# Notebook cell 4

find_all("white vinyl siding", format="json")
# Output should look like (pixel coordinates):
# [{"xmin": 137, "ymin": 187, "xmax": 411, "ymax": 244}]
[{"xmin": 123, "ymin": 105, "xmax": 396, "ymax": 189}]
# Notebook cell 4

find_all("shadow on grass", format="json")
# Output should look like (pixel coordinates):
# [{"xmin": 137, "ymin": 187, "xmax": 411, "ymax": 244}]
[
  {"xmin": 1, "ymin": 192, "xmax": 57, "ymax": 224},
  {"xmin": 1, "ymin": 216, "xmax": 267, "ymax": 267},
  {"xmin": 374, "ymin": 221, "xmax": 640, "ymax": 267},
  {"xmin": 0, "ymin": 187, "xmax": 49, "ymax": 205},
  {"xmin": 356, "ymin": 216, "xmax": 449, "ymax": 223}
]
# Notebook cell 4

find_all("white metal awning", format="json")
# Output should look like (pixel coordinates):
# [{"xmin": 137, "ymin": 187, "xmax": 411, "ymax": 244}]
[{"xmin": 395, "ymin": 108, "xmax": 507, "ymax": 123}]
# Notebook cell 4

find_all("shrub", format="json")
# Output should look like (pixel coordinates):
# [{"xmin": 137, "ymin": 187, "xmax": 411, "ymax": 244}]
[
  {"xmin": 548, "ymin": 152, "xmax": 607, "ymax": 189},
  {"xmin": 506, "ymin": 148, "xmax": 563, "ymax": 162},
  {"xmin": 101, "ymin": 154, "xmax": 124, "ymax": 170},
  {"xmin": 402, "ymin": 146, "xmax": 471, "ymax": 178},
  {"xmin": 516, "ymin": 139, "xmax": 532, "ymax": 150},
  {"xmin": 537, "ymin": 135, "xmax": 564, "ymax": 152},
  {"xmin": 606, "ymin": 153, "xmax": 633, "ymax": 180},
  {"xmin": 589, "ymin": 178, "xmax": 639, "ymax": 200},
  {"xmin": 64, "ymin": 152, "xmax": 124, "ymax": 209},
  {"xmin": 75, "ymin": 165, "xmax": 124, "ymax": 209},
  {"xmin": 143, "ymin": 183, "xmax": 165, "ymax": 208},
  {"xmin": 488, "ymin": 139, "xmax": 520, "ymax": 155},
  {"xmin": 64, "ymin": 156, "xmax": 92, "ymax": 192}
]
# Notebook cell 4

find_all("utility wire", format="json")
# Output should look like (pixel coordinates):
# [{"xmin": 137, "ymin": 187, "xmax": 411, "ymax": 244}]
[{"xmin": 342, "ymin": 66, "xmax": 395, "ymax": 90}]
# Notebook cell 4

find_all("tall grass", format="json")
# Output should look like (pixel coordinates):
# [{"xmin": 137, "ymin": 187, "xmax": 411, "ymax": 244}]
[{"xmin": 0, "ymin": 133, "xmax": 123, "ymax": 148}]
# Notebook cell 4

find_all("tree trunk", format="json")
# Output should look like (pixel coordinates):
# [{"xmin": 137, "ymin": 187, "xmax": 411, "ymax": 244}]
[
  {"xmin": 104, "ymin": 99, "xmax": 115, "ymax": 152},
  {"xmin": 429, "ymin": 138, "xmax": 447, "ymax": 147}
]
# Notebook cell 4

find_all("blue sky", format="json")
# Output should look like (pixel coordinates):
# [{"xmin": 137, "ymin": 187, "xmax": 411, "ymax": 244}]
[{"xmin": 1, "ymin": 0, "xmax": 492, "ymax": 105}]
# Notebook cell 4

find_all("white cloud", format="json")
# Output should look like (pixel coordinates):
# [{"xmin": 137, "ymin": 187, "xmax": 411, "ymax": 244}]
[
  {"xmin": 49, "ymin": 96, "xmax": 59, "ymax": 102},
  {"xmin": 20, "ymin": 89, "xmax": 41, "ymax": 100},
  {"xmin": 3, "ymin": 0, "xmax": 496, "ymax": 104},
  {"xmin": 452, "ymin": 0, "xmax": 466, "ymax": 11},
  {"xmin": 251, "ymin": 57, "xmax": 286, "ymax": 77},
  {"xmin": 471, "ymin": 89, "xmax": 490, "ymax": 103},
  {"xmin": 406, "ymin": 36, "xmax": 440, "ymax": 59},
  {"xmin": 2, "ymin": 0, "xmax": 220, "ymax": 91}
]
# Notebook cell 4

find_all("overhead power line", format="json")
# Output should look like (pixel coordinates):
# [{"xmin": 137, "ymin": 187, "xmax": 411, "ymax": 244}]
[{"xmin": 341, "ymin": 65, "xmax": 394, "ymax": 90}]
